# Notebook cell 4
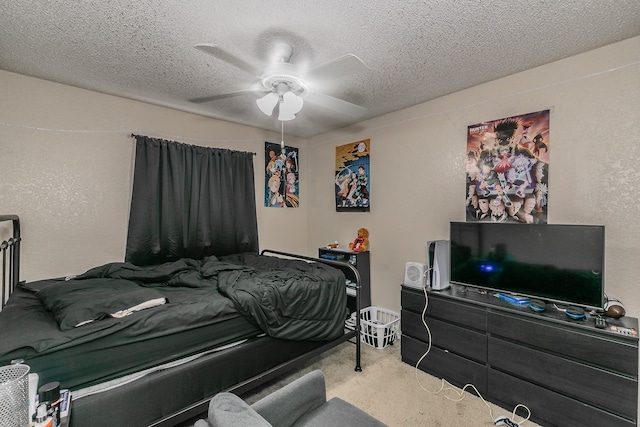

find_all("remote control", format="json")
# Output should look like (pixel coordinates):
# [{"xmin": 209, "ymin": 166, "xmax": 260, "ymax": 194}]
[
  {"xmin": 594, "ymin": 316, "xmax": 606, "ymax": 329},
  {"xmin": 609, "ymin": 326, "xmax": 638, "ymax": 336}
]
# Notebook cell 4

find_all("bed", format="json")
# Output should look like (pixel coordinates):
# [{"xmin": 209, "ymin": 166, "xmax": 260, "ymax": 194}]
[{"xmin": 0, "ymin": 215, "xmax": 362, "ymax": 427}]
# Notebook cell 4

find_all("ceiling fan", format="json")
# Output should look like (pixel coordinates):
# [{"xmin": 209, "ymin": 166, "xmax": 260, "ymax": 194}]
[{"xmin": 191, "ymin": 42, "xmax": 368, "ymax": 121}]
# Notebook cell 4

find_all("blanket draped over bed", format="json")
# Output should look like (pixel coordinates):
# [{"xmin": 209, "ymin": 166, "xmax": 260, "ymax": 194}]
[{"xmin": 0, "ymin": 253, "xmax": 347, "ymax": 390}]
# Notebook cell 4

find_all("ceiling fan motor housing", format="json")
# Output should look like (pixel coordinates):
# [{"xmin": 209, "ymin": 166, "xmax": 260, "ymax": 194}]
[{"xmin": 261, "ymin": 62, "xmax": 308, "ymax": 95}]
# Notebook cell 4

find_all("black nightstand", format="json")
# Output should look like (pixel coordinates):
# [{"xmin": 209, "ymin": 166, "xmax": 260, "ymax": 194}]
[{"xmin": 318, "ymin": 248, "xmax": 370, "ymax": 314}]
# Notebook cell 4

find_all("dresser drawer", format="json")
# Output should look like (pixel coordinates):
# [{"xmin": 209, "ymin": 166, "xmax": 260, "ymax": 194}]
[
  {"xmin": 402, "ymin": 309, "xmax": 486, "ymax": 363},
  {"xmin": 489, "ymin": 337, "xmax": 637, "ymax": 420},
  {"xmin": 402, "ymin": 334, "xmax": 487, "ymax": 394},
  {"xmin": 488, "ymin": 369, "xmax": 635, "ymax": 427},
  {"xmin": 401, "ymin": 287, "xmax": 428, "ymax": 312},
  {"xmin": 401, "ymin": 288, "xmax": 486, "ymax": 332},
  {"xmin": 488, "ymin": 311, "xmax": 638, "ymax": 375}
]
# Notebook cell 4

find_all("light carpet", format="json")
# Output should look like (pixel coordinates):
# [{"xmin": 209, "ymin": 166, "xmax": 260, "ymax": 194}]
[{"xmin": 242, "ymin": 339, "xmax": 541, "ymax": 427}]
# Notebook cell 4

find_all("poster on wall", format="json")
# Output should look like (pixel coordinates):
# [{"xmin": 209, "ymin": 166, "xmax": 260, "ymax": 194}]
[
  {"xmin": 465, "ymin": 110, "xmax": 549, "ymax": 223},
  {"xmin": 335, "ymin": 139, "xmax": 370, "ymax": 212},
  {"xmin": 265, "ymin": 141, "xmax": 299, "ymax": 208}
]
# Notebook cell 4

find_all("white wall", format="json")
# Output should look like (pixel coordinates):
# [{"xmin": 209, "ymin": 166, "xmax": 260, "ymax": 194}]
[
  {"xmin": 2, "ymin": 36, "xmax": 639, "ymax": 322},
  {"xmin": 307, "ymin": 36, "xmax": 640, "ymax": 319},
  {"xmin": 0, "ymin": 71, "xmax": 308, "ymax": 281}
]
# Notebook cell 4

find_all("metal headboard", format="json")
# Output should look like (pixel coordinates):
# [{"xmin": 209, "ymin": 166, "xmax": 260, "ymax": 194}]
[{"xmin": 0, "ymin": 215, "xmax": 21, "ymax": 309}]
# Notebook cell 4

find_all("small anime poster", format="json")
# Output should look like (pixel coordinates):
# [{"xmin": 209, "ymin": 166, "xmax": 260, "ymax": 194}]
[
  {"xmin": 264, "ymin": 141, "xmax": 299, "ymax": 208},
  {"xmin": 465, "ymin": 110, "xmax": 549, "ymax": 223},
  {"xmin": 335, "ymin": 139, "xmax": 370, "ymax": 212}
]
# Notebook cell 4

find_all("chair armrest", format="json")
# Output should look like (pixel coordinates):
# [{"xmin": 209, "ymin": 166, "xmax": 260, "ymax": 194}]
[
  {"xmin": 252, "ymin": 370, "xmax": 327, "ymax": 427},
  {"xmin": 207, "ymin": 393, "xmax": 272, "ymax": 427}
]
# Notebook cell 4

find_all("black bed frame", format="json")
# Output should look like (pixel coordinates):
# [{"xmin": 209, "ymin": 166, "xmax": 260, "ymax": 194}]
[
  {"xmin": 0, "ymin": 216, "xmax": 362, "ymax": 427},
  {"xmin": 0, "ymin": 215, "xmax": 21, "ymax": 310}
]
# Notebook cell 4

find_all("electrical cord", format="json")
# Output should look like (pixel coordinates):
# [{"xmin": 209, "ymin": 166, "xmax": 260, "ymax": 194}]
[
  {"xmin": 552, "ymin": 303, "xmax": 567, "ymax": 313},
  {"xmin": 412, "ymin": 275, "xmax": 532, "ymax": 426}
]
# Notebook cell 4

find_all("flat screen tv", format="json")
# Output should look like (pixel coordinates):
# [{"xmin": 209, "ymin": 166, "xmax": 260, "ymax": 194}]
[{"xmin": 449, "ymin": 222, "xmax": 605, "ymax": 310}]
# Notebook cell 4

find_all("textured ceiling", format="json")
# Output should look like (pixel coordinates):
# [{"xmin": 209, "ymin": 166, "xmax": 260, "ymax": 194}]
[{"xmin": 2, "ymin": 0, "xmax": 639, "ymax": 138}]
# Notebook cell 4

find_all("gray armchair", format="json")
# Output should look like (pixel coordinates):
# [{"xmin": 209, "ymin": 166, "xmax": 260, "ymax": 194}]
[{"xmin": 195, "ymin": 370, "xmax": 388, "ymax": 427}]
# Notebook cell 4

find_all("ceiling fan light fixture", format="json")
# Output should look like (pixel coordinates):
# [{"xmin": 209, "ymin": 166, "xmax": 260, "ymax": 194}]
[
  {"xmin": 278, "ymin": 110, "xmax": 295, "ymax": 121},
  {"xmin": 256, "ymin": 92, "xmax": 279, "ymax": 116},
  {"xmin": 278, "ymin": 91, "xmax": 303, "ymax": 121}
]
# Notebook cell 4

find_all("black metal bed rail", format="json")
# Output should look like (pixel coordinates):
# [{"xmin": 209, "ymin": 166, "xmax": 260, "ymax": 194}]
[{"xmin": 0, "ymin": 215, "xmax": 21, "ymax": 310}]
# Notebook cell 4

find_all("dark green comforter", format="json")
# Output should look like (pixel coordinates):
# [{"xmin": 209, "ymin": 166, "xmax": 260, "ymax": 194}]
[
  {"xmin": 218, "ymin": 253, "xmax": 348, "ymax": 341},
  {"xmin": 0, "ymin": 253, "xmax": 347, "ymax": 359}
]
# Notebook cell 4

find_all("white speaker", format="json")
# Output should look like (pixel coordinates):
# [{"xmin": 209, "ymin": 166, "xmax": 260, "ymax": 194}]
[
  {"xmin": 404, "ymin": 262, "xmax": 427, "ymax": 289},
  {"xmin": 426, "ymin": 240, "xmax": 450, "ymax": 290}
]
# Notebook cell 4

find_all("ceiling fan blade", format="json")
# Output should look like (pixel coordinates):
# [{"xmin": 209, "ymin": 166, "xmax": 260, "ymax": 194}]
[
  {"xmin": 189, "ymin": 89, "xmax": 255, "ymax": 104},
  {"xmin": 304, "ymin": 92, "xmax": 368, "ymax": 118},
  {"xmin": 306, "ymin": 54, "xmax": 367, "ymax": 81},
  {"xmin": 194, "ymin": 44, "xmax": 262, "ymax": 76}
]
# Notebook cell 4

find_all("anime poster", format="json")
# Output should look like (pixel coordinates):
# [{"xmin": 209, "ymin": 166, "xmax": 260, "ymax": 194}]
[
  {"xmin": 335, "ymin": 139, "xmax": 370, "ymax": 212},
  {"xmin": 265, "ymin": 141, "xmax": 299, "ymax": 208},
  {"xmin": 466, "ymin": 110, "xmax": 549, "ymax": 223}
]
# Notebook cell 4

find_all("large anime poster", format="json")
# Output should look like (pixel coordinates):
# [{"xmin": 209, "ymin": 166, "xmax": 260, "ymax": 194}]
[
  {"xmin": 335, "ymin": 139, "xmax": 370, "ymax": 212},
  {"xmin": 466, "ymin": 110, "xmax": 549, "ymax": 223},
  {"xmin": 265, "ymin": 141, "xmax": 299, "ymax": 208}
]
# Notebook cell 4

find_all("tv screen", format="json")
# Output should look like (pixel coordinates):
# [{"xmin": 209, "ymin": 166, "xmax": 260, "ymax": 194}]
[{"xmin": 449, "ymin": 222, "xmax": 605, "ymax": 309}]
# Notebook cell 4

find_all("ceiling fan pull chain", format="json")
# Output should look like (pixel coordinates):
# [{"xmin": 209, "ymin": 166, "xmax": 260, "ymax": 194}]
[{"xmin": 281, "ymin": 121, "xmax": 285, "ymax": 155}]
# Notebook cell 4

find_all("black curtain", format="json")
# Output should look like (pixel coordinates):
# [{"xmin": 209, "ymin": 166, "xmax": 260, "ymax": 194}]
[{"xmin": 125, "ymin": 135, "xmax": 258, "ymax": 266}]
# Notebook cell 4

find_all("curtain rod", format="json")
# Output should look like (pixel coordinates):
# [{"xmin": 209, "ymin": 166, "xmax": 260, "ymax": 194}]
[{"xmin": 130, "ymin": 133, "xmax": 257, "ymax": 155}]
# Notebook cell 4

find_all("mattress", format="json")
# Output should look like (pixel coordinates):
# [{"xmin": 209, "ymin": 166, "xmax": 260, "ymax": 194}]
[
  {"xmin": 0, "ymin": 284, "xmax": 261, "ymax": 390},
  {"xmin": 0, "ymin": 253, "xmax": 347, "ymax": 391}
]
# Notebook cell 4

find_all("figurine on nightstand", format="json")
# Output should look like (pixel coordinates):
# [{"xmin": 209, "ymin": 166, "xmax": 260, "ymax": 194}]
[
  {"xmin": 326, "ymin": 241, "xmax": 339, "ymax": 249},
  {"xmin": 349, "ymin": 228, "xmax": 369, "ymax": 252}
]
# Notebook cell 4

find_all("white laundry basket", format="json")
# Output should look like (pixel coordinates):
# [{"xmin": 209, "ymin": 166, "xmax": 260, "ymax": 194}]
[{"xmin": 351, "ymin": 307, "xmax": 400, "ymax": 349}]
